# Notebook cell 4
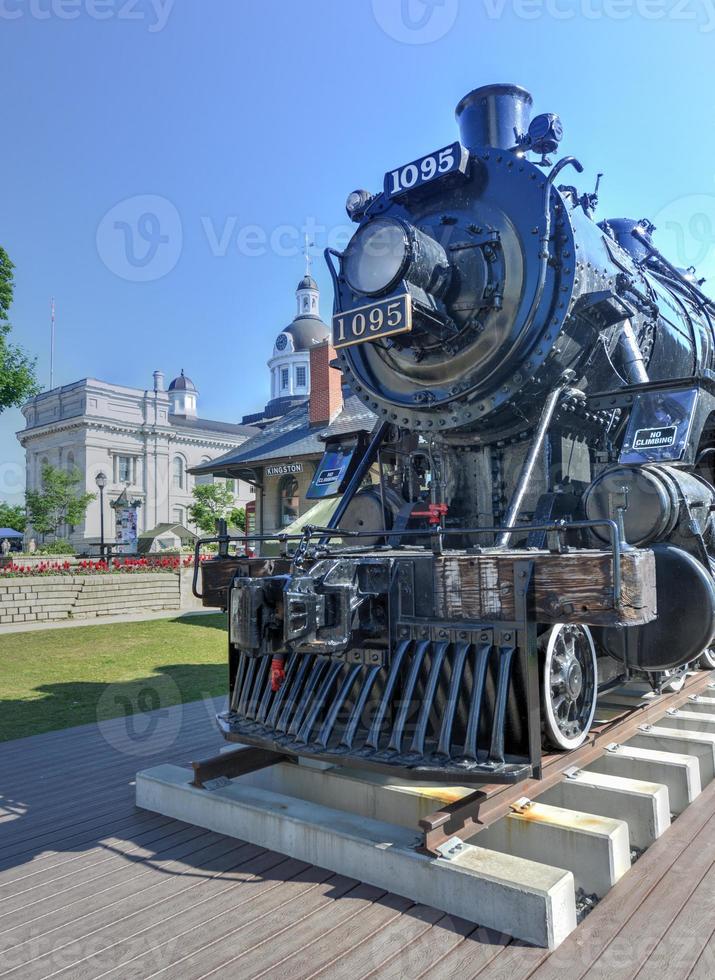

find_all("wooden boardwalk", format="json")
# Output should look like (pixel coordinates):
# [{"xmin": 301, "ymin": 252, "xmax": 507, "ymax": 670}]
[{"xmin": 2, "ymin": 696, "xmax": 715, "ymax": 979}]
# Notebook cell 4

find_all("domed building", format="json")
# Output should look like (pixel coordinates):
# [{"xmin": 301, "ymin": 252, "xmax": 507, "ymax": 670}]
[
  {"xmin": 18, "ymin": 367, "xmax": 259, "ymax": 551},
  {"xmin": 261, "ymin": 273, "xmax": 330, "ymax": 421},
  {"xmin": 168, "ymin": 369, "xmax": 198, "ymax": 417}
]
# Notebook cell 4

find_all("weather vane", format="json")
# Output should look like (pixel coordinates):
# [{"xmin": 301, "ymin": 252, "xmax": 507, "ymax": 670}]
[{"xmin": 303, "ymin": 233, "xmax": 314, "ymax": 277}]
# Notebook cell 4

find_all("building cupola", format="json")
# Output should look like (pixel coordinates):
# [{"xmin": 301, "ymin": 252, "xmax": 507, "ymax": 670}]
[
  {"xmin": 295, "ymin": 234, "xmax": 320, "ymax": 318},
  {"xmin": 168, "ymin": 369, "xmax": 198, "ymax": 417},
  {"xmin": 296, "ymin": 273, "xmax": 320, "ymax": 318}
]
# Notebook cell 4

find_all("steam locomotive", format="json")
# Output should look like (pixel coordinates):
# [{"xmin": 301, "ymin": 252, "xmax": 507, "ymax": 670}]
[{"xmin": 201, "ymin": 83, "xmax": 715, "ymax": 785}]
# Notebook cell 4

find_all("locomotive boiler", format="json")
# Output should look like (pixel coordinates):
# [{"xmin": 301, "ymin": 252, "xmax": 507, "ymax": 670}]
[{"xmin": 200, "ymin": 83, "xmax": 715, "ymax": 785}]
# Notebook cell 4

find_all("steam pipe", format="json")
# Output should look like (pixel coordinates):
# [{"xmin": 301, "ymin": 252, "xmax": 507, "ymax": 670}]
[
  {"xmin": 617, "ymin": 319, "xmax": 649, "ymax": 384},
  {"xmin": 495, "ymin": 373, "xmax": 573, "ymax": 548}
]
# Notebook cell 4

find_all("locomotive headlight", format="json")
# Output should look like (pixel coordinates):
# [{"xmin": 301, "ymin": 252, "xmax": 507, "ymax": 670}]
[
  {"xmin": 343, "ymin": 216, "xmax": 450, "ymax": 299},
  {"xmin": 343, "ymin": 217, "xmax": 409, "ymax": 296}
]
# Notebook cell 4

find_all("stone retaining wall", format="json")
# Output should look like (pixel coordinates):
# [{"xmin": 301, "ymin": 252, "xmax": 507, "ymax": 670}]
[{"xmin": 0, "ymin": 573, "xmax": 181, "ymax": 626}]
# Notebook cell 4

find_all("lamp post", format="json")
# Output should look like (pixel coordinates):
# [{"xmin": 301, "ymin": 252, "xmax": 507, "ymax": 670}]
[{"xmin": 95, "ymin": 471, "xmax": 107, "ymax": 558}]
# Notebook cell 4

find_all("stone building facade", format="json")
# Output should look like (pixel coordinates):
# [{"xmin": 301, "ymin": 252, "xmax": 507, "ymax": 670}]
[{"xmin": 17, "ymin": 371, "xmax": 257, "ymax": 549}]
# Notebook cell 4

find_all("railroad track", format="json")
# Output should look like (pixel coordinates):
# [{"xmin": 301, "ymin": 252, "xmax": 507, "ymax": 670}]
[
  {"xmin": 140, "ymin": 664, "xmax": 715, "ymax": 949},
  {"xmin": 420, "ymin": 665, "xmax": 715, "ymax": 855}
]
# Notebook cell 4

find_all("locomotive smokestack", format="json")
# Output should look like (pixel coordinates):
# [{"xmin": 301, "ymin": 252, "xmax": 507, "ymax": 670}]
[{"xmin": 455, "ymin": 83, "xmax": 533, "ymax": 151}]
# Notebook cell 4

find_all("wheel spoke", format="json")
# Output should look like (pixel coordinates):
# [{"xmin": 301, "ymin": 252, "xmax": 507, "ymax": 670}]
[{"xmin": 543, "ymin": 624, "xmax": 597, "ymax": 748}]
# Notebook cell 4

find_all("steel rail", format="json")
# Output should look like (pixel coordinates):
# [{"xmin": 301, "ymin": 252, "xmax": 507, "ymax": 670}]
[{"xmin": 419, "ymin": 666, "xmax": 715, "ymax": 854}]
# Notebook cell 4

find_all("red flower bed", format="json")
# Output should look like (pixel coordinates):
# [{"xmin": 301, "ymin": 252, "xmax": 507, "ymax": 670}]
[{"xmin": 0, "ymin": 555, "xmax": 209, "ymax": 578}]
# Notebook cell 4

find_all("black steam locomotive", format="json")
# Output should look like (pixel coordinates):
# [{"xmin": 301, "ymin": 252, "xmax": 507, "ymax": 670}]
[{"xmin": 201, "ymin": 83, "xmax": 715, "ymax": 785}]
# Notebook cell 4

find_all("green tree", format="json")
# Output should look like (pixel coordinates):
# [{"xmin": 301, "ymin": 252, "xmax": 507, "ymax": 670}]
[
  {"xmin": 229, "ymin": 506, "xmax": 246, "ymax": 531},
  {"xmin": 0, "ymin": 246, "xmax": 39, "ymax": 412},
  {"xmin": 0, "ymin": 502, "xmax": 26, "ymax": 533},
  {"xmin": 188, "ymin": 481, "xmax": 239, "ymax": 535},
  {"xmin": 25, "ymin": 464, "xmax": 95, "ymax": 540}
]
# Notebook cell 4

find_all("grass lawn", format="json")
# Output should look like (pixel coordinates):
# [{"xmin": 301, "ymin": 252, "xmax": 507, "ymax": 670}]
[{"xmin": 0, "ymin": 613, "xmax": 228, "ymax": 742}]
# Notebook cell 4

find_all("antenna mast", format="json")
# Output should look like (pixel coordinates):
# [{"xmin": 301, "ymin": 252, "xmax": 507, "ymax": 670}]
[{"xmin": 50, "ymin": 297, "xmax": 56, "ymax": 389}]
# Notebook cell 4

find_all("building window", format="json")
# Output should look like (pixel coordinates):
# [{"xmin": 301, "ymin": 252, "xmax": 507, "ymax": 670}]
[
  {"xmin": 296, "ymin": 365, "xmax": 307, "ymax": 388},
  {"xmin": 173, "ymin": 455, "xmax": 185, "ymax": 490},
  {"xmin": 117, "ymin": 455, "xmax": 132, "ymax": 484},
  {"xmin": 173, "ymin": 506, "xmax": 184, "ymax": 525},
  {"xmin": 281, "ymin": 368, "xmax": 289, "ymax": 391},
  {"xmin": 279, "ymin": 476, "xmax": 300, "ymax": 527},
  {"xmin": 66, "ymin": 451, "xmax": 75, "ymax": 472},
  {"xmin": 195, "ymin": 456, "xmax": 213, "ymax": 486}
]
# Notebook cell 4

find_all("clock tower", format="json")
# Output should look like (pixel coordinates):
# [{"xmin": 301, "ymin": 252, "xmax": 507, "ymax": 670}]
[{"xmin": 264, "ymin": 256, "xmax": 330, "ymax": 420}]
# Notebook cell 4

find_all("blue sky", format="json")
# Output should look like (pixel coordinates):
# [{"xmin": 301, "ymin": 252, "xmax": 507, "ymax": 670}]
[{"xmin": 2, "ymin": 0, "xmax": 715, "ymax": 504}]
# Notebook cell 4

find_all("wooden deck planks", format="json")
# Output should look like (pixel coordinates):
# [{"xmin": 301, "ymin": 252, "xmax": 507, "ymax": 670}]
[
  {"xmin": 632, "ymin": 861, "xmax": 715, "ymax": 978},
  {"xmin": 308, "ymin": 904, "xmax": 448, "ymax": 979},
  {"xmin": 205, "ymin": 881, "xmax": 390, "ymax": 980},
  {"xmin": 4, "ymin": 692, "xmax": 715, "ymax": 979},
  {"xmin": 0, "ymin": 839, "xmax": 262, "ymax": 974},
  {"xmin": 360, "ymin": 914, "xmax": 477, "ymax": 980},
  {"xmin": 416, "ymin": 926, "xmax": 511, "ymax": 980},
  {"xmin": 246, "ymin": 892, "xmax": 415, "ymax": 980},
  {"xmin": 96, "ymin": 869, "xmax": 357, "ymax": 980},
  {"xmin": 582, "ymin": 814, "xmax": 715, "ymax": 979},
  {"xmin": 9, "ymin": 851, "xmax": 305, "ymax": 980},
  {"xmin": 529, "ymin": 775, "xmax": 715, "ymax": 980}
]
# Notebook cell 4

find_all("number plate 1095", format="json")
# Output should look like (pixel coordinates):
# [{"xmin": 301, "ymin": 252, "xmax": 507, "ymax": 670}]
[{"xmin": 332, "ymin": 295, "xmax": 412, "ymax": 349}]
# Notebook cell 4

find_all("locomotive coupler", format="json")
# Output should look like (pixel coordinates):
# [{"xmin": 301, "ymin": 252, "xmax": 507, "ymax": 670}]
[{"xmin": 229, "ymin": 557, "xmax": 392, "ymax": 663}]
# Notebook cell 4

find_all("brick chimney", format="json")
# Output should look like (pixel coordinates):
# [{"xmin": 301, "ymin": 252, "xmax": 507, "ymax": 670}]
[{"xmin": 309, "ymin": 341, "xmax": 343, "ymax": 426}]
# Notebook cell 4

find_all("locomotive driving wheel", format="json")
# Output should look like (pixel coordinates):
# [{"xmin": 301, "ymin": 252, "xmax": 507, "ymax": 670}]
[{"xmin": 540, "ymin": 624, "xmax": 598, "ymax": 750}]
